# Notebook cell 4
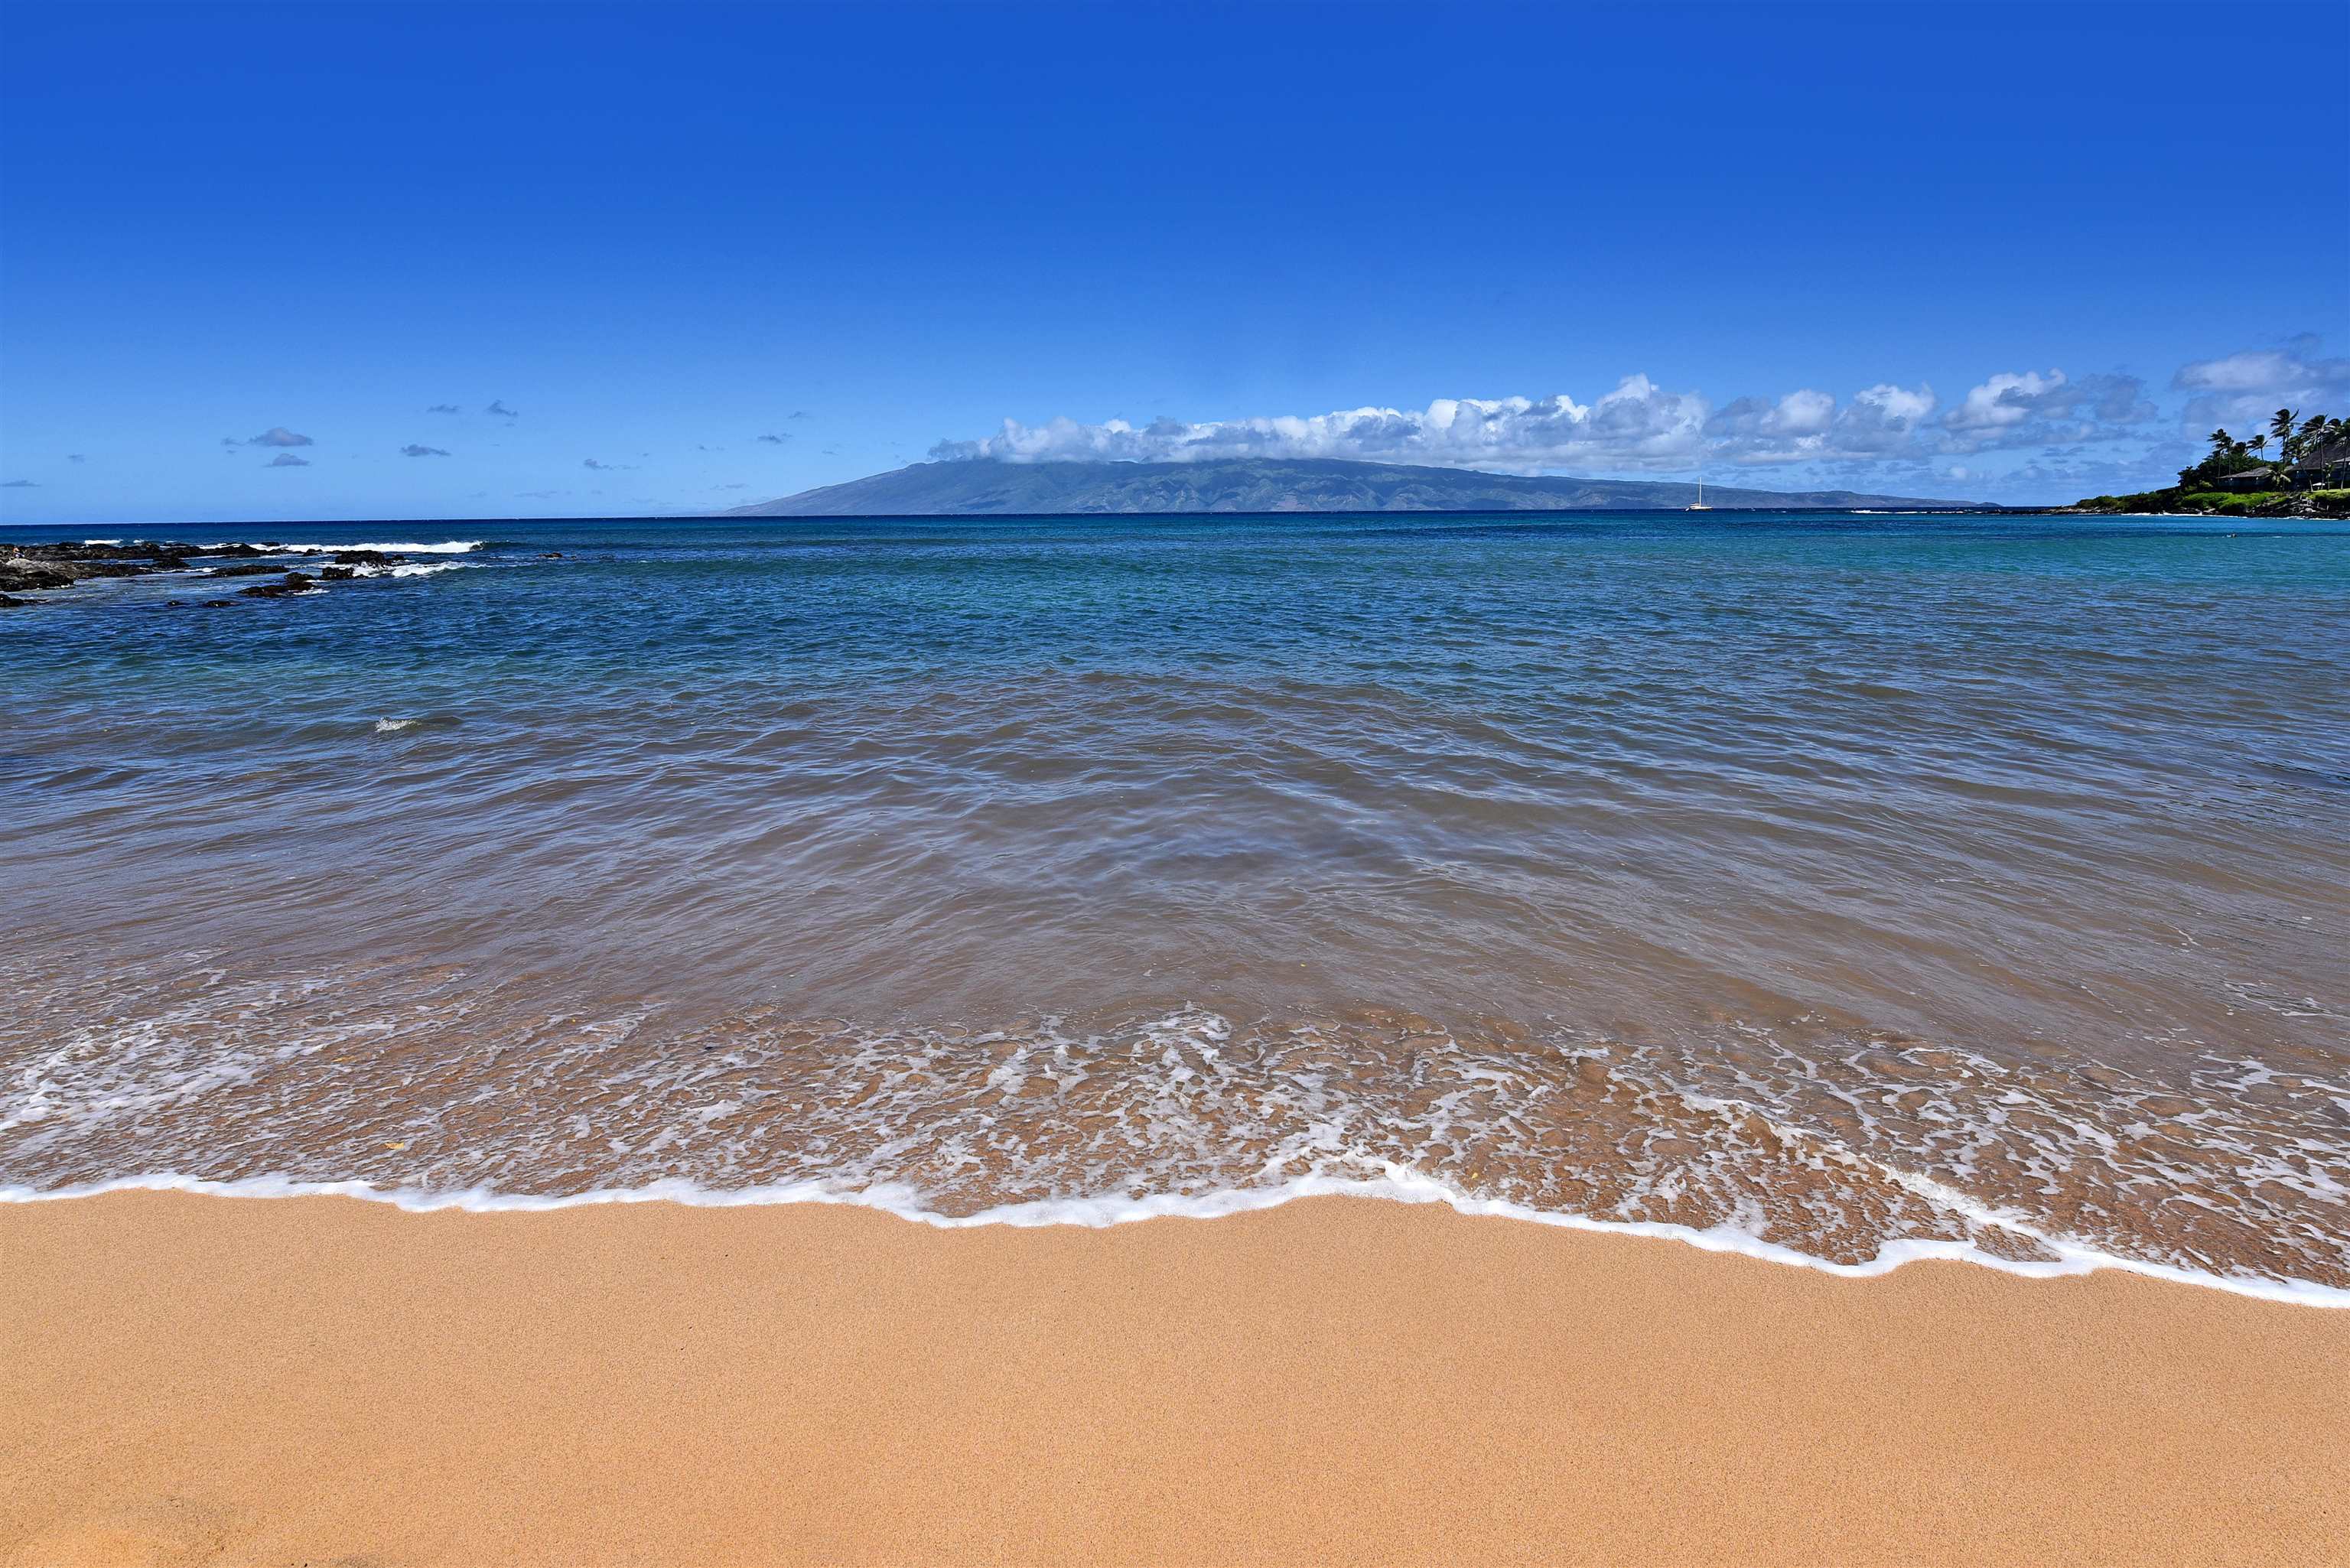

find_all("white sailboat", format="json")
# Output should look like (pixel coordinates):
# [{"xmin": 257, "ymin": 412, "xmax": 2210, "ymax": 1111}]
[{"xmin": 1685, "ymin": 475, "xmax": 1710, "ymax": 511}]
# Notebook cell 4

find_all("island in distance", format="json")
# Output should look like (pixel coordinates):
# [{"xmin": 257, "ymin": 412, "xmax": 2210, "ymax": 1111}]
[{"xmin": 725, "ymin": 457, "xmax": 1993, "ymax": 516}]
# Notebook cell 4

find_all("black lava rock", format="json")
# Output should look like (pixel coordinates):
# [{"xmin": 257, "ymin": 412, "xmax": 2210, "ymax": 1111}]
[
  {"xmin": 0, "ymin": 562, "xmax": 78, "ymax": 592},
  {"xmin": 237, "ymin": 571, "xmax": 318, "ymax": 600}
]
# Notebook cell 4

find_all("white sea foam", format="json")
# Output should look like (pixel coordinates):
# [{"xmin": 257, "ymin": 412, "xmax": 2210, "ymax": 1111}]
[
  {"xmin": 194, "ymin": 540, "xmax": 484, "ymax": 558},
  {"xmin": 373, "ymin": 718, "xmax": 417, "ymax": 733},
  {"xmin": 6, "ymin": 981, "xmax": 2344, "ymax": 1306},
  {"xmin": 289, "ymin": 539, "xmax": 483, "ymax": 555},
  {"xmin": 336, "ymin": 561, "xmax": 473, "ymax": 579},
  {"xmin": 5, "ymin": 1168, "xmax": 2345, "ymax": 1309}
]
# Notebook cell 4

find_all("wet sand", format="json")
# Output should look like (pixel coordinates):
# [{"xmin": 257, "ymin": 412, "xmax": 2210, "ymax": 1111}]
[{"xmin": 4, "ymin": 1192, "xmax": 2345, "ymax": 1566}]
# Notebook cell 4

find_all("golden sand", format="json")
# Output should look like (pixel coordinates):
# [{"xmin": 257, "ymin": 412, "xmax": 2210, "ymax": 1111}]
[{"xmin": 3, "ymin": 1192, "xmax": 2345, "ymax": 1566}]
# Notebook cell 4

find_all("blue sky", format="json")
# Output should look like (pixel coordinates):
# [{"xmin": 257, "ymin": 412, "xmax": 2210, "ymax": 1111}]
[{"xmin": 3, "ymin": 0, "xmax": 2345, "ymax": 522}]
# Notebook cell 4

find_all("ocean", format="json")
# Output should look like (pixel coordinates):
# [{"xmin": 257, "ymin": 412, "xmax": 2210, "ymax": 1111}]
[{"xmin": 3, "ymin": 512, "xmax": 2345, "ymax": 1300}]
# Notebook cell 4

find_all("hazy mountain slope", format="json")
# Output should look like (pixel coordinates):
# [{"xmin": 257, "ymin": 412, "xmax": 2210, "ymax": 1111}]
[{"xmin": 725, "ymin": 457, "xmax": 1978, "ymax": 516}]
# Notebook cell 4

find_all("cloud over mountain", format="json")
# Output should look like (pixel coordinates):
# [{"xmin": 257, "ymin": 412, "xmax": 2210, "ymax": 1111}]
[
  {"xmin": 930, "ymin": 376, "xmax": 1715, "ymax": 473},
  {"xmin": 921, "ymin": 353, "xmax": 2210, "ymax": 493},
  {"xmin": 926, "ymin": 373, "xmax": 2088, "ymax": 476}
]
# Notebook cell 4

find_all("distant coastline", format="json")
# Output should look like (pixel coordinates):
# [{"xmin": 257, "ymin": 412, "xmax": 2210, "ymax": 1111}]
[{"xmin": 723, "ymin": 456, "xmax": 2007, "ymax": 517}]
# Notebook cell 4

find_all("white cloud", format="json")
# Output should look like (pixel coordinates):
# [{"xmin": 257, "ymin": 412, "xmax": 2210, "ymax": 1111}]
[
  {"xmin": 2172, "ymin": 342, "xmax": 2350, "ymax": 428},
  {"xmin": 1948, "ymin": 369, "xmax": 2065, "ymax": 431},
  {"xmin": 1936, "ymin": 369, "xmax": 2158, "ymax": 454},
  {"xmin": 1858, "ymin": 384, "xmax": 1936, "ymax": 426},
  {"xmin": 2176, "ymin": 350, "xmax": 2313, "ymax": 392},
  {"xmin": 1770, "ymin": 388, "xmax": 1835, "ymax": 435},
  {"xmin": 1704, "ymin": 382, "xmax": 1937, "ymax": 464}
]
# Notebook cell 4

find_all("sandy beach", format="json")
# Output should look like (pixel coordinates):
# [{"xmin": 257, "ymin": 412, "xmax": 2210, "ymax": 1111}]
[{"xmin": 4, "ymin": 1193, "xmax": 2344, "ymax": 1566}]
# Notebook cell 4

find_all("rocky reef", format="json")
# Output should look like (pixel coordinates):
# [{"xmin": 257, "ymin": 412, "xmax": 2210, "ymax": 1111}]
[{"xmin": 0, "ymin": 540, "xmax": 415, "ymax": 608}]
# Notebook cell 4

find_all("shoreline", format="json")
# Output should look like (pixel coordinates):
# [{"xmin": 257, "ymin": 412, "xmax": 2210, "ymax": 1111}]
[
  {"xmin": 7, "ymin": 1191, "xmax": 2346, "ymax": 1566},
  {"xmin": 10, "ymin": 1169, "xmax": 2348, "ymax": 1309}
]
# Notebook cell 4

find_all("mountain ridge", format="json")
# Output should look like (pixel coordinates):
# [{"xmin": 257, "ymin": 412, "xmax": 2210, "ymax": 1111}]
[{"xmin": 725, "ymin": 457, "xmax": 1990, "ymax": 516}]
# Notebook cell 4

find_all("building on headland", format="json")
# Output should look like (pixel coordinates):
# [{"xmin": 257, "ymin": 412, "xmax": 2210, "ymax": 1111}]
[
  {"xmin": 2186, "ymin": 437, "xmax": 2348, "ymax": 497},
  {"xmin": 2290, "ymin": 437, "xmax": 2350, "ymax": 489},
  {"xmin": 2210, "ymin": 466, "xmax": 2279, "ymax": 492}
]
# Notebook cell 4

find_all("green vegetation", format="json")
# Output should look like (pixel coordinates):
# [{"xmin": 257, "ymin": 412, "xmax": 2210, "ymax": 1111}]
[{"xmin": 2075, "ymin": 408, "xmax": 2349, "ymax": 516}]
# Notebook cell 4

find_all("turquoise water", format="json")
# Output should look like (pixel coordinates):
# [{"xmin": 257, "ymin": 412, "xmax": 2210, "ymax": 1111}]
[{"xmin": 4, "ymin": 512, "xmax": 2346, "ymax": 1293}]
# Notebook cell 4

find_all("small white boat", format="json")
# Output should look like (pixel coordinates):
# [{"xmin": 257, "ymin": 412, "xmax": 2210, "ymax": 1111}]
[{"xmin": 1685, "ymin": 477, "xmax": 1710, "ymax": 511}]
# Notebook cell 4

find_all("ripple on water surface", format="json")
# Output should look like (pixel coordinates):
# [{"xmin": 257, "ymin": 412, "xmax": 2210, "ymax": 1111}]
[{"xmin": 1, "ymin": 514, "xmax": 2345, "ymax": 1300}]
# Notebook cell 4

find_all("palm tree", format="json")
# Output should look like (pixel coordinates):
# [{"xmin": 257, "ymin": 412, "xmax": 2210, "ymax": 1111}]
[
  {"xmin": 2251, "ymin": 434, "xmax": 2268, "ymax": 457},
  {"xmin": 2287, "ymin": 413, "xmax": 2332, "ymax": 464},
  {"xmin": 2271, "ymin": 408, "xmax": 2298, "ymax": 450},
  {"xmin": 2315, "ymin": 417, "xmax": 2348, "ymax": 478}
]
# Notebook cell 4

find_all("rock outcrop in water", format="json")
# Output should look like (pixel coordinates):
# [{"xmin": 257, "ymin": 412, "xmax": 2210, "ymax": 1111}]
[
  {"xmin": 0, "ymin": 561, "xmax": 77, "ymax": 593},
  {"xmin": 239, "ymin": 571, "xmax": 319, "ymax": 599},
  {"xmin": 0, "ymin": 539, "xmax": 408, "ymax": 607}
]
